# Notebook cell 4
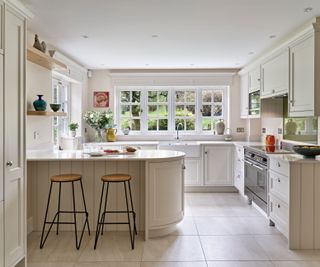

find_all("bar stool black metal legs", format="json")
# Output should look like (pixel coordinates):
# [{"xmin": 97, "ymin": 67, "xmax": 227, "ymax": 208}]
[
  {"xmin": 94, "ymin": 174, "xmax": 137, "ymax": 250},
  {"xmin": 40, "ymin": 174, "xmax": 90, "ymax": 250}
]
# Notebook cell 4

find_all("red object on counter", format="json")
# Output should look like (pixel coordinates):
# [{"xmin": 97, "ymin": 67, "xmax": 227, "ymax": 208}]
[
  {"xmin": 265, "ymin": 135, "xmax": 275, "ymax": 146},
  {"xmin": 265, "ymin": 145, "xmax": 276, "ymax": 153}
]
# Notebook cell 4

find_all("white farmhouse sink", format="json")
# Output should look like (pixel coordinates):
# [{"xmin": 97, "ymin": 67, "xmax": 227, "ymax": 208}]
[{"xmin": 159, "ymin": 141, "xmax": 201, "ymax": 157}]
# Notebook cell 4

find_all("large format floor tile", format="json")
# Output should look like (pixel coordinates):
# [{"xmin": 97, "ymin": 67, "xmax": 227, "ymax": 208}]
[
  {"xmin": 142, "ymin": 235, "xmax": 205, "ymax": 262},
  {"xmin": 79, "ymin": 232, "xmax": 144, "ymax": 262},
  {"xmin": 27, "ymin": 193, "xmax": 320, "ymax": 266},
  {"xmin": 141, "ymin": 262, "xmax": 207, "ymax": 267},
  {"xmin": 200, "ymin": 235, "xmax": 269, "ymax": 261},
  {"xmin": 207, "ymin": 261, "xmax": 274, "ymax": 267},
  {"xmin": 255, "ymin": 235, "xmax": 320, "ymax": 260},
  {"xmin": 272, "ymin": 261, "xmax": 320, "ymax": 267}
]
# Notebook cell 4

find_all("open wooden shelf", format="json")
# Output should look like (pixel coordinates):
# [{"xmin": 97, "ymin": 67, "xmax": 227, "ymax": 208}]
[
  {"xmin": 27, "ymin": 111, "xmax": 67, "ymax": 117},
  {"xmin": 27, "ymin": 47, "xmax": 67, "ymax": 71}
]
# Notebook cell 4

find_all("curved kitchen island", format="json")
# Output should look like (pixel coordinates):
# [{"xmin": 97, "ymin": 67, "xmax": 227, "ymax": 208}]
[{"xmin": 27, "ymin": 150, "xmax": 185, "ymax": 240}]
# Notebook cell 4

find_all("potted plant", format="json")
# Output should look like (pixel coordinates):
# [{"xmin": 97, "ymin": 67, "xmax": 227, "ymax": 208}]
[
  {"xmin": 83, "ymin": 110, "xmax": 114, "ymax": 142},
  {"xmin": 68, "ymin": 122, "xmax": 79, "ymax": 137}
]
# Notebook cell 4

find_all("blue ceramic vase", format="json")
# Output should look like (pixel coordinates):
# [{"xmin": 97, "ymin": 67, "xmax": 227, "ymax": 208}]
[{"xmin": 33, "ymin": 95, "xmax": 47, "ymax": 111}]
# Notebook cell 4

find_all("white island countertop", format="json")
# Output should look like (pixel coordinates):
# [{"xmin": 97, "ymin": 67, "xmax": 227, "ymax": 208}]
[{"xmin": 27, "ymin": 149, "xmax": 185, "ymax": 161}]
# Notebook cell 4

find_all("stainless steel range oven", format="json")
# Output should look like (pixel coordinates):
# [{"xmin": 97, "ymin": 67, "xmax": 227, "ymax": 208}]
[{"xmin": 244, "ymin": 148, "xmax": 268, "ymax": 213}]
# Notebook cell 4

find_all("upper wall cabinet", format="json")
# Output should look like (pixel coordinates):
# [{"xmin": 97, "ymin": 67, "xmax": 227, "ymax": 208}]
[
  {"xmin": 288, "ymin": 31, "xmax": 316, "ymax": 117},
  {"xmin": 261, "ymin": 49, "xmax": 289, "ymax": 99},
  {"xmin": 240, "ymin": 73, "xmax": 249, "ymax": 118},
  {"xmin": 248, "ymin": 67, "xmax": 260, "ymax": 92}
]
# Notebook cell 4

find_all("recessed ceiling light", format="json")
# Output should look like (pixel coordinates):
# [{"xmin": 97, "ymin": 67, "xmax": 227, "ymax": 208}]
[
  {"xmin": 269, "ymin": 35, "xmax": 277, "ymax": 39},
  {"xmin": 190, "ymin": 64, "xmax": 194, "ymax": 66},
  {"xmin": 151, "ymin": 34, "xmax": 159, "ymax": 38},
  {"xmin": 145, "ymin": 64, "xmax": 149, "ymax": 66},
  {"xmin": 248, "ymin": 51, "xmax": 254, "ymax": 55},
  {"xmin": 235, "ymin": 63, "xmax": 240, "ymax": 66},
  {"xmin": 82, "ymin": 35, "xmax": 89, "ymax": 39},
  {"xmin": 304, "ymin": 7, "xmax": 313, "ymax": 13}
]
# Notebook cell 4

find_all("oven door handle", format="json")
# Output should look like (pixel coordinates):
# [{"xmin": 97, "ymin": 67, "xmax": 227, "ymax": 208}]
[{"xmin": 244, "ymin": 160, "xmax": 267, "ymax": 172}]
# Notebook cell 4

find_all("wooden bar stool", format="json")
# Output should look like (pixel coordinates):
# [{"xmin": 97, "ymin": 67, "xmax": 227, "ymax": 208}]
[
  {"xmin": 94, "ymin": 174, "xmax": 137, "ymax": 249},
  {"xmin": 40, "ymin": 174, "xmax": 90, "ymax": 250}
]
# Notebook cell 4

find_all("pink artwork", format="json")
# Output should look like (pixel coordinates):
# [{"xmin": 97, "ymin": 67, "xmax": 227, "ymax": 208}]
[{"xmin": 93, "ymin": 91, "xmax": 109, "ymax": 108}]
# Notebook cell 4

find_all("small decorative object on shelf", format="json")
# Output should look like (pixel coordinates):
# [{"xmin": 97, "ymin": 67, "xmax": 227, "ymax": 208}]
[
  {"xmin": 41, "ymin": 41, "xmax": 47, "ymax": 53},
  {"xmin": 48, "ymin": 49, "xmax": 56, "ymax": 57},
  {"xmin": 83, "ymin": 109, "xmax": 114, "ymax": 142},
  {"xmin": 33, "ymin": 34, "xmax": 42, "ymax": 51},
  {"xmin": 107, "ymin": 128, "xmax": 117, "ymax": 142},
  {"xmin": 49, "ymin": 103, "xmax": 61, "ymax": 112},
  {"xmin": 33, "ymin": 94, "xmax": 47, "ymax": 111},
  {"xmin": 215, "ymin": 119, "xmax": 225, "ymax": 135},
  {"xmin": 68, "ymin": 122, "xmax": 79, "ymax": 138}
]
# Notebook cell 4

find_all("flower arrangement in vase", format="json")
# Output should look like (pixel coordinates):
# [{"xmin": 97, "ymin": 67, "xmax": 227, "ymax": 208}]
[{"xmin": 83, "ymin": 110, "xmax": 114, "ymax": 142}]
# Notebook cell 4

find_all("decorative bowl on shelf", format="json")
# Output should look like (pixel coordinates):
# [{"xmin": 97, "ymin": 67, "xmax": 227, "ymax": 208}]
[
  {"xmin": 50, "ymin": 103, "xmax": 61, "ymax": 112},
  {"xmin": 293, "ymin": 145, "xmax": 320, "ymax": 158}
]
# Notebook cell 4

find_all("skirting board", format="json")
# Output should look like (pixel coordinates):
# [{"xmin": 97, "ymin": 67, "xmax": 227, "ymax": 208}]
[{"xmin": 184, "ymin": 186, "xmax": 238, "ymax": 193}]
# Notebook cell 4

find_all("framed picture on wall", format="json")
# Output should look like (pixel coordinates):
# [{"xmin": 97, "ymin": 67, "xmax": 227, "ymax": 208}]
[{"xmin": 93, "ymin": 91, "xmax": 109, "ymax": 108}]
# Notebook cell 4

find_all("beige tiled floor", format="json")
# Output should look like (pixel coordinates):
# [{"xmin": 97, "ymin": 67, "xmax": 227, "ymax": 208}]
[{"xmin": 27, "ymin": 193, "xmax": 320, "ymax": 267}]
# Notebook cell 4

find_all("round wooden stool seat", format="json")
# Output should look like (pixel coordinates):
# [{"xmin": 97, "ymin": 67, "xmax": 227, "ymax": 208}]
[
  {"xmin": 50, "ymin": 174, "xmax": 81, "ymax": 183},
  {"xmin": 101, "ymin": 174, "xmax": 131, "ymax": 182}
]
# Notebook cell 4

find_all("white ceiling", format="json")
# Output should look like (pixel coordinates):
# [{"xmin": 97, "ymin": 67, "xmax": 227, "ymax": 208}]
[{"xmin": 24, "ymin": 0, "xmax": 320, "ymax": 69}]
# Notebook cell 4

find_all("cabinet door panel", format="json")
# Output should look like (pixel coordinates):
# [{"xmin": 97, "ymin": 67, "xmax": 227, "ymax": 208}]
[
  {"xmin": 240, "ymin": 74, "xmax": 249, "ymax": 118},
  {"xmin": 148, "ymin": 160, "xmax": 183, "ymax": 228},
  {"xmin": 248, "ymin": 67, "xmax": 260, "ymax": 92},
  {"xmin": 0, "ymin": 201, "xmax": 3, "ymax": 267},
  {"xmin": 289, "ymin": 35, "xmax": 314, "ymax": 116},
  {"xmin": 204, "ymin": 146, "xmax": 233, "ymax": 186},
  {"xmin": 184, "ymin": 158, "xmax": 201, "ymax": 186},
  {"xmin": 0, "ymin": 55, "xmax": 2, "ymax": 203},
  {"xmin": 261, "ymin": 50, "xmax": 289, "ymax": 97},
  {"xmin": 4, "ymin": 8, "xmax": 25, "ymax": 266}
]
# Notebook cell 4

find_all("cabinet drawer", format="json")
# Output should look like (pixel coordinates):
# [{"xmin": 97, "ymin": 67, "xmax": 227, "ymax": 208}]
[
  {"xmin": 269, "ymin": 157, "xmax": 289, "ymax": 176},
  {"xmin": 269, "ymin": 170, "xmax": 289, "ymax": 203},
  {"xmin": 269, "ymin": 194, "xmax": 289, "ymax": 238}
]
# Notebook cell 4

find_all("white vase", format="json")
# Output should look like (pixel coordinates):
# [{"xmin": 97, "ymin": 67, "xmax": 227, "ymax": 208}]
[
  {"xmin": 215, "ymin": 119, "xmax": 225, "ymax": 135},
  {"xmin": 70, "ymin": 130, "xmax": 76, "ymax": 137}
]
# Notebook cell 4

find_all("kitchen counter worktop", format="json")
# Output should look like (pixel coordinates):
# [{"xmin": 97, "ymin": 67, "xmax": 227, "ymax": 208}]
[
  {"xmin": 27, "ymin": 149, "xmax": 185, "ymax": 161},
  {"xmin": 268, "ymin": 153, "xmax": 320, "ymax": 164},
  {"xmin": 85, "ymin": 141, "xmax": 160, "ymax": 146}
]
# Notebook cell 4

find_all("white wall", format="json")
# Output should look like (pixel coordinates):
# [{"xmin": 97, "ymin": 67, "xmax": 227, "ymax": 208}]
[
  {"xmin": 86, "ymin": 69, "xmax": 247, "ymax": 141},
  {"xmin": 26, "ymin": 62, "xmax": 53, "ymax": 149}
]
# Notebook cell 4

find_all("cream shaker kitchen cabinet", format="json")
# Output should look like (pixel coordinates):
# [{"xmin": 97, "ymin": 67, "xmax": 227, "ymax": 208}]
[
  {"xmin": 4, "ymin": 6, "xmax": 26, "ymax": 267},
  {"xmin": 0, "ymin": 202, "xmax": 3, "ymax": 267},
  {"xmin": 184, "ymin": 158, "xmax": 201, "ymax": 186},
  {"xmin": 248, "ymin": 67, "xmax": 260, "ymax": 93},
  {"xmin": 240, "ymin": 73, "xmax": 249, "ymax": 118},
  {"xmin": 204, "ymin": 145, "xmax": 233, "ymax": 186},
  {"xmin": 261, "ymin": 49, "xmax": 289, "ymax": 98},
  {"xmin": 288, "ymin": 33, "xmax": 316, "ymax": 117},
  {"xmin": 148, "ymin": 159, "xmax": 184, "ymax": 229}
]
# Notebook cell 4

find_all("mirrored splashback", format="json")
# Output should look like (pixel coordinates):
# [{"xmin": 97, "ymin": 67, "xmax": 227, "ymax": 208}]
[{"xmin": 283, "ymin": 97, "xmax": 318, "ymax": 144}]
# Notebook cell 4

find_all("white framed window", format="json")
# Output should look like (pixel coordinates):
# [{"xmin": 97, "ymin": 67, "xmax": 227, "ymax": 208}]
[
  {"xmin": 147, "ymin": 90, "xmax": 170, "ymax": 131},
  {"xmin": 115, "ymin": 86, "xmax": 228, "ymax": 135},
  {"xmin": 200, "ymin": 88, "xmax": 225, "ymax": 131},
  {"xmin": 174, "ymin": 89, "xmax": 197, "ymax": 131},
  {"xmin": 52, "ymin": 78, "xmax": 71, "ymax": 145},
  {"xmin": 119, "ymin": 89, "xmax": 142, "ymax": 131}
]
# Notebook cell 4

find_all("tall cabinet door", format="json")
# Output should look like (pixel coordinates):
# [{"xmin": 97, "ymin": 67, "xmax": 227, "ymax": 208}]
[{"xmin": 4, "ymin": 7, "xmax": 25, "ymax": 267}]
